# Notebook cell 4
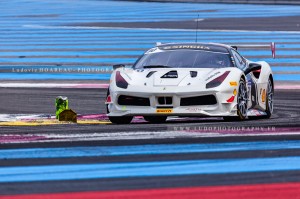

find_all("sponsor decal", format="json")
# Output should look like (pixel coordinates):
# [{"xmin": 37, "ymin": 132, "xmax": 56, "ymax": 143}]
[
  {"xmin": 233, "ymin": 89, "xmax": 237, "ymax": 96},
  {"xmin": 161, "ymin": 71, "xmax": 178, "ymax": 78},
  {"xmin": 205, "ymin": 71, "xmax": 221, "ymax": 81},
  {"xmin": 156, "ymin": 109, "xmax": 173, "ymax": 113},
  {"xmin": 185, "ymin": 107, "xmax": 202, "ymax": 112},
  {"xmin": 161, "ymin": 45, "xmax": 210, "ymax": 50},
  {"xmin": 226, "ymin": 95, "xmax": 235, "ymax": 103},
  {"xmin": 262, "ymin": 89, "xmax": 266, "ymax": 103},
  {"xmin": 230, "ymin": 81, "xmax": 237, "ymax": 86}
]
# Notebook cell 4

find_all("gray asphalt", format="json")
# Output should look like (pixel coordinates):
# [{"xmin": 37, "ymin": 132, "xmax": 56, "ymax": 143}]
[
  {"xmin": 73, "ymin": 16, "xmax": 300, "ymax": 31},
  {"xmin": 0, "ymin": 88, "xmax": 299, "ymax": 135}
]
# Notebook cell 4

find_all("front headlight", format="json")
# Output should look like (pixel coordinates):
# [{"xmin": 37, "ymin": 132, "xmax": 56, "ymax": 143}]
[{"xmin": 116, "ymin": 71, "xmax": 129, "ymax": 89}]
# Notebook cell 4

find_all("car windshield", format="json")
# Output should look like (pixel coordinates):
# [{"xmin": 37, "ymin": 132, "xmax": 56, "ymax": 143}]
[{"xmin": 134, "ymin": 50, "xmax": 233, "ymax": 69}]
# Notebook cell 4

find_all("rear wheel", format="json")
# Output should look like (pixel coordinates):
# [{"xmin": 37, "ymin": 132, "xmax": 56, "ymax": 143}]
[
  {"xmin": 106, "ymin": 89, "xmax": 133, "ymax": 124},
  {"xmin": 144, "ymin": 116, "xmax": 167, "ymax": 123},
  {"xmin": 223, "ymin": 78, "xmax": 248, "ymax": 121}
]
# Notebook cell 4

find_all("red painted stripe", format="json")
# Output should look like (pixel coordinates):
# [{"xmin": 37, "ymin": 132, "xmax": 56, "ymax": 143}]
[{"xmin": 1, "ymin": 182, "xmax": 300, "ymax": 199}]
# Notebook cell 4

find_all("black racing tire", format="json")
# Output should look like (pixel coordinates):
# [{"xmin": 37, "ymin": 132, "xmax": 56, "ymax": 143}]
[
  {"xmin": 108, "ymin": 116, "xmax": 133, "ymax": 124},
  {"xmin": 262, "ymin": 78, "xmax": 274, "ymax": 119},
  {"xmin": 143, "ymin": 116, "xmax": 167, "ymax": 123},
  {"xmin": 223, "ymin": 78, "xmax": 248, "ymax": 121},
  {"xmin": 106, "ymin": 88, "xmax": 110, "ymax": 114},
  {"xmin": 223, "ymin": 116, "xmax": 239, "ymax": 122}
]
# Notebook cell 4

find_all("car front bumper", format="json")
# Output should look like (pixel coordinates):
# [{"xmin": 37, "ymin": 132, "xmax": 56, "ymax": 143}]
[{"xmin": 107, "ymin": 87, "xmax": 238, "ymax": 117}]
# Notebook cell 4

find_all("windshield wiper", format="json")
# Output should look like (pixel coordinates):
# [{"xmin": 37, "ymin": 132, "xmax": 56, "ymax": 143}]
[{"xmin": 143, "ymin": 65, "xmax": 172, "ymax": 68}]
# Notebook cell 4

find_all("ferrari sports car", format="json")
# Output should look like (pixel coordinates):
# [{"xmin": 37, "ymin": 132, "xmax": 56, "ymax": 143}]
[{"xmin": 106, "ymin": 42, "xmax": 275, "ymax": 124}]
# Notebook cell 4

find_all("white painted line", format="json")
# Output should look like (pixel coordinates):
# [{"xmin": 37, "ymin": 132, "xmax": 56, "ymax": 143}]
[
  {"xmin": 0, "ymin": 83, "xmax": 109, "ymax": 88},
  {"xmin": 275, "ymin": 85, "xmax": 300, "ymax": 90},
  {"xmin": 0, "ymin": 114, "xmax": 53, "ymax": 122},
  {"xmin": 23, "ymin": 24, "xmax": 300, "ymax": 34},
  {"xmin": 194, "ymin": 19, "xmax": 205, "ymax": 22},
  {"xmin": 2, "ymin": 130, "xmax": 300, "ymax": 144}
]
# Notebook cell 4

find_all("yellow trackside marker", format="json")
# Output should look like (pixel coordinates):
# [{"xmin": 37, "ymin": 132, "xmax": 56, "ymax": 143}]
[
  {"xmin": 0, "ymin": 120, "xmax": 110, "ymax": 126},
  {"xmin": 156, "ymin": 109, "xmax": 173, "ymax": 114},
  {"xmin": 0, "ymin": 120, "xmax": 62, "ymax": 126},
  {"xmin": 262, "ymin": 89, "xmax": 266, "ymax": 103},
  {"xmin": 230, "ymin": 81, "xmax": 237, "ymax": 86},
  {"xmin": 233, "ymin": 89, "xmax": 237, "ymax": 96}
]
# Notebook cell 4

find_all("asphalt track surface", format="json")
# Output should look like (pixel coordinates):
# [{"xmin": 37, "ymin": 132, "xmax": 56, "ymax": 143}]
[
  {"xmin": 0, "ymin": 88, "xmax": 300, "ymax": 198},
  {"xmin": 0, "ymin": 88, "xmax": 299, "ymax": 133},
  {"xmin": 75, "ymin": 16, "xmax": 300, "ymax": 32}
]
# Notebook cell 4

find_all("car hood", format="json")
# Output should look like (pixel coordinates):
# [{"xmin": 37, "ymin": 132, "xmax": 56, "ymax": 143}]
[{"xmin": 120, "ymin": 68, "xmax": 229, "ymax": 87}]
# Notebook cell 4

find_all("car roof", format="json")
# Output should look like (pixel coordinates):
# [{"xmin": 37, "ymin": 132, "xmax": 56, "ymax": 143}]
[{"xmin": 156, "ymin": 42, "xmax": 232, "ymax": 53}]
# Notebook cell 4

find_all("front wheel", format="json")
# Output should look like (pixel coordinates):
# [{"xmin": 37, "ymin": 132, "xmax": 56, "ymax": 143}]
[
  {"xmin": 109, "ymin": 116, "xmax": 133, "ymax": 124},
  {"xmin": 143, "ymin": 116, "xmax": 167, "ymax": 123},
  {"xmin": 223, "ymin": 78, "xmax": 248, "ymax": 121},
  {"xmin": 106, "ymin": 89, "xmax": 133, "ymax": 124},
  {"xmin": 262, "ymin": 78, "xmax": 274, "ymax": 119}
]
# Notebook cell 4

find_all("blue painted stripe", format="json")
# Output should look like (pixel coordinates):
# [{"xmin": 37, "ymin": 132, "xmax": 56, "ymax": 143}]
[
  {"xmin": 3, "ymin": 32, "xmax": 300, "ymax": 37},
  {"xmin": 274, "ymin": 74, "xmax": 300, "ymax": 81},
  {"xmin": 0, "ymin": 66, "xmax": 298, "ymax": 72},
  {"xmin": 0, "ymin": 52, "xmax": 142, "ymax": 56},
  {"xmin": 0, "ymin": 43, "xmax": 150, "ymax": 48},
  {"xmin": 0, "ymin": 73, "xmax": 299, "ymax": 81},
  {"xmin": 0, "ymin": 58, "xmax": 136, "ymax": 63},
  {"xmin": 1, "ymin": 0, "xmax": 300, "ymax": 81},
  {"xmin": 1, "ymin": 1, "xmax": 299, "ymax": 21},
  {"xmin": 1, "ymin": 157, "xmax": 300, "ymax": 182},
  {"xmin": 2, "ymin": 30, "xmax": 300, "ymax": 37},
  {"xmin": 1, "ymin": 65, "xmax": 296, "ymax": 71},
  {"xmin": 0, "ymin": 43, "xmax": 297, "ymax": 50},
  {"xmin": 0, "ymin": 141, "xmax": 300, "ymax": 160},
  {"xmin": 272, "ymin": 67, "xmax": 300, "ymax": 72},
  {"xmin": 2, "ymin": 38, "xmax": 300, "ymax": 43},
  {"xmin": 2, "ymin": 35, "xmax": 300, "ymax": 39},
  {"xmin": 0, "ymin": 66, "xmax": 113, "ymax": 70},
  {"xmin": 0, "ymin": 51, "xmax": 298, "ymax": 57},
  {"xmin": 0, "ymin": 73, "xmax": 111, "ymax": 80}
]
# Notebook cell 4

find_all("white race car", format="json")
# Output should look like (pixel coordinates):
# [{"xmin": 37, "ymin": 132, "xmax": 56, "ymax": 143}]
[{"xmin": 106, "ymin": 42, "xmax": 275, "ymax": 124}]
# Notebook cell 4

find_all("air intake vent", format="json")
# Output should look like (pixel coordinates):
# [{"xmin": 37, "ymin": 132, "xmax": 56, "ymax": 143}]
[
  {"xmin": 146, "ymin": 71, "xmax": 156, "ymax": 78},
  {"xmin": 118, "ymin": 95, "xmax": 150, "ymax": 106},
  {"xmin": 157, "ymin": 97, "xmax": 173, "ymax": 105},
  {"xmin": 180, "ymin": 95, "xmax": 217, "ymax": 106},
  {"xmin": 190, "ymin": 71, "xmax": 197, "ymax": 78},
  {"xmin": 161, "ymin": 71, "xmax": 178, "ymax": 78}
]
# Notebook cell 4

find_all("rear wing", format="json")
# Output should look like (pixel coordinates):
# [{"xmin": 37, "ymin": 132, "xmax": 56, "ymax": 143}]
[{"xmin": 231, "ymin": 42, "xmax": 276, "ymax": 59}]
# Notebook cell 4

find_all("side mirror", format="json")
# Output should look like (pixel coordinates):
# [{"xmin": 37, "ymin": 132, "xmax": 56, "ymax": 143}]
[
  {"xmin": 231, "ymin": 46, "xmax": 238, "ymax": 51},
  {"xmin": 113, "ymin": 64, "xmax": 125, "ymax": 70},
  {"xmin": 244, "ymin": 63, "xmax": 261, "ymax": 75}
]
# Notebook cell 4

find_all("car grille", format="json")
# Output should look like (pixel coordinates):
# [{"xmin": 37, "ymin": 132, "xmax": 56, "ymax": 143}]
[
  {"xmin": 180, "ymin": 95, "xmax": 217, "ymax": 106},
  {"xmin": 118, "ymin": 95, "xmax": 150, "ymax": 106},
  {"xmin": 157, "ymin": 97, "xmax": 173, "ymax": 105}
]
